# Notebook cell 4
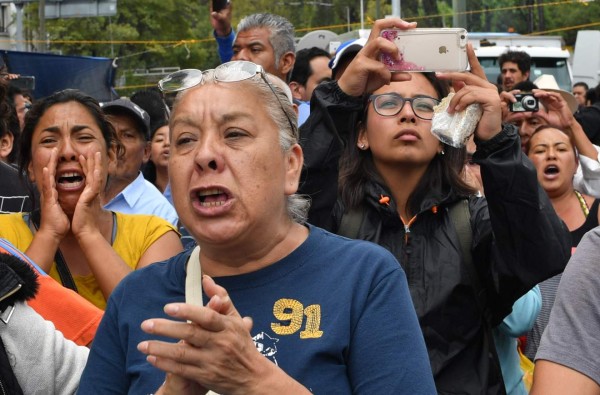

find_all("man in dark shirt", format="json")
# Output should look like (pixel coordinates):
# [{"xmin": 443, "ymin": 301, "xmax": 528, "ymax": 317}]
[{"xmin": 575, "ymin": 82, "xmax": 600, "ymax": 145}]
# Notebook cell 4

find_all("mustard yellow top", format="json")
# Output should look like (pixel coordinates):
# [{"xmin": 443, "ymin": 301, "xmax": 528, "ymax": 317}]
[{"xmin": 0, "ymin": 211, "xmax": 177, "ymax": 309}]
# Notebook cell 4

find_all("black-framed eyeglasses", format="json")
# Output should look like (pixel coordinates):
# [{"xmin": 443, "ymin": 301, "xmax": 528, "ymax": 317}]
[
  {"xmin": 158, "ymin": 61, "xmax": 295, "ymax": 133},
  {"xmin": 368, "ymin": 93, "xmax": 440, "ymax": 120}
]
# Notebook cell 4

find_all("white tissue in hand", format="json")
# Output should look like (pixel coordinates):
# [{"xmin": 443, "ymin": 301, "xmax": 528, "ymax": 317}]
[{"xmin": 431, "ymin": 93, "xmax": 483, "ymax": 148}]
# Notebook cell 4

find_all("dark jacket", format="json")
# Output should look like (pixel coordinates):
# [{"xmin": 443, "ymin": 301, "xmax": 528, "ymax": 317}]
[
  {"xmin": 574, "ymin": 102, "xmax": 600, "ymax": 146},
  {"xmin": 299, "ymin": 82, "xmax": 364, "ymax": 228},
  {"xmin": 300, "ymin": 81, "xmax": 571, "ymax": 394}
]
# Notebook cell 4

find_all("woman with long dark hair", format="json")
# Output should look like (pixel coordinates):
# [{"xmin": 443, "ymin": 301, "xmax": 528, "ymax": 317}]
[
  {"xmin": 301, "ymin": 18, "xmax": 570, "ymax": 394},
  {"xmin": 0, "ymin": 89, "xmax": 183, "ymax": 309}
]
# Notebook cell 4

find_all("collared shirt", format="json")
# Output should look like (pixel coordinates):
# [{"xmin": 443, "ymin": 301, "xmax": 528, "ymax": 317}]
[
  {"xmin": 296, "ymin": 100, "xmax": 310, "ymax": 127},
  {"xmin": 104, "ymin": 172, "xmax": 178, "ymax": 226},
  {"xmin": 163, "ymin": 182, "xmax": 173, "ymax": 206}
]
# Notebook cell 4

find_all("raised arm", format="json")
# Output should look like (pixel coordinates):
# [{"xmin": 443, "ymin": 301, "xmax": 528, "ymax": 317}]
[
  {"xmin": 439, "ymin": 53, "xmax": 570, "ymax": 323},
  {"xmin": 533, "ymin": 89, "xmax": 598, "ymax": 160},
  {"xmin": 210, "ymin": 0, "xmax": 234, "ymax": 63},
  {"xmin": 299, "ymin": 18, "xmax": 414, "ymax": 228}
]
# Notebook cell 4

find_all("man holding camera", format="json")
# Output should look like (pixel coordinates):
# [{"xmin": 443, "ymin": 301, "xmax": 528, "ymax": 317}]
[{"xmin": 575, "ymin": 83, "xmax": 600, "ymax": 146}]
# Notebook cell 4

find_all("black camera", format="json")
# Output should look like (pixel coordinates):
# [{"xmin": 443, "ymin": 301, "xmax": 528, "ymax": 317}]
[
  {"xmin": 510, "ymin": 93, "xmax": 539, "ymax": 112},
  {"xmin": 212, "ymin": 0, "xmax": 229, "ymax": 12}
]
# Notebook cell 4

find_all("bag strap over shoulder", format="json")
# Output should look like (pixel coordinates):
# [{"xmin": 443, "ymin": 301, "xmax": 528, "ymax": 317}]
[
  {"xmin": 28, "ymin": 210, "xmax": 78, "ymax": 292},
  {"xmin": 337, "ymin": 207, "xmax": 365, "ymax": 239},
  {"xmin": 185, "ymin": 246, "xmax": 202, "ymax": 307},
  {"xmin": 183, "ymin": 245, "xmax": 221, "ymax": 395},
  {"xmin": 448, "ymin": 198, "xmax": 504, "ymax": 388},
  {"xmin": 447, "ymin": 198, "xmax": 489, "ymax": 322},
  {"xmin": 448, "ymin": 199, "xmax": 475, "ymax": 282},
  {"xmin": 338, "ymin": 199, "xmax": 488, "ymax": 317}
]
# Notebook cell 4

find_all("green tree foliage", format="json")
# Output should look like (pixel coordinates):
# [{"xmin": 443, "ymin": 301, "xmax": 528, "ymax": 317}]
[
  {"xmin": 23, "ymin": 0, "xmax": 221, "ymax": 94},
  {"xmin": 458, "ymin": 0, "xmax": 600, "ymax": 45},
  {"xmin": 20, "ymin": 0, "xmax": 600, "ymax": 93},
  {"xmin": 543, "ymin": 0, "xmax": 600, "ymax": 46}
]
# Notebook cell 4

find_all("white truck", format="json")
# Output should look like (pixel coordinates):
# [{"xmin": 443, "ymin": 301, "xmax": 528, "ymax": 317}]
[
  {"xmin": 572, "ymin": 30, "xmax": 600, "ymax": 88},
  {"xmin": 469, "ymin": 33, "xmax": 573, "ymax": 91}
]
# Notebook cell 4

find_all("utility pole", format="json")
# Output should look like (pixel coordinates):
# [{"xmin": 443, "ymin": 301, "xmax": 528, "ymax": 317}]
[
  {"xmin": 391, "ymin": 0, "xmax": 401, "ymax": 18},
  {"xmin": 360, "ymin": 0, "xmax": 364, "ymax": 30},
  {"xmin": 39, "ymin": 0, "xmax": 47, "ymax": 52},
  {"xmin": 346, "ymin": 6, "xmax": 350, "ymax": 32},
  {"xmin": 3, "ymin": 0, "xmax": 35, "ymax": 51},
  {"xmin": 527, "ymin": 0, "xmax": 534, "ymax": 34},
  {"xmin": 537, "ymin": 0, "xmax": 545, "ymax": 32},
  {"xmin": 14, "ymin": 2, "xmax": 24, "ymax": 51},
  {"xmin": 452, "ymin": 0, "xmax": 466, "ymax": 28}
]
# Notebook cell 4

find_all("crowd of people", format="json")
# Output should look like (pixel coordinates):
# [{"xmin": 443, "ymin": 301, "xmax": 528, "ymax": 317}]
[{"xmin": 0, "ymin": 3, "xmax": 599, "ymax": 395}]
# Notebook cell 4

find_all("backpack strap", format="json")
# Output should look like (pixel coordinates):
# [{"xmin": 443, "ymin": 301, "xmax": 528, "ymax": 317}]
[
  {"xmin": 447, "ymin": 198, "xmax": 490, "ymax": 323},
  {"xmin": 339, "ymin": 199, "xmax": 487, "ymax": 315},
  {"xmin": 448, "ymin": 200, "xmax": 475, "ymax": 281},
  {"xmin": 185, "ymin": 246, "xmax": 203, "ymax": 307},
  {"xmin": 336, "ymin": 207, "xmax": 365, "ymax": 239},
  {"xmin": 448, "ymin": 198, "xmax": 504, "ymax": 389},
  {"xmin": 340, "ymin": 199, "xmax": 484, "ymax": 305}
]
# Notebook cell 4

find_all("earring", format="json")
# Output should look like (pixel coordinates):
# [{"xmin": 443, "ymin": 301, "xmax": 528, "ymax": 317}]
[
  {"xmin": 359, "ymin": 143, "xmax": 366, "ymax": 150},
  {"xmin": 439, "ymin": 149, "xmax": 445, "ymax": 156}
]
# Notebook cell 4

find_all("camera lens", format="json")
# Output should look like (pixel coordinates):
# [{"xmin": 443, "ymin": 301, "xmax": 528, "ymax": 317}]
[{"xmin": 522, "ymin": 96, "xmax": 537, "ymax": 111}]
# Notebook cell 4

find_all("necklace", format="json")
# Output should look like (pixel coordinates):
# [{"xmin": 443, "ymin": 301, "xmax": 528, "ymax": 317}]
[{"xmin": 574, "ymin": 190, "xmax": 589, "ymax": 218}]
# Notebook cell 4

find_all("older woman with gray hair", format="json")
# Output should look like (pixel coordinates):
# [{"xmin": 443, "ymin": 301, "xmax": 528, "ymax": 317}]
[{"xmin": 78, "ymin": 61, "xmax": 436, "ymax": 394}]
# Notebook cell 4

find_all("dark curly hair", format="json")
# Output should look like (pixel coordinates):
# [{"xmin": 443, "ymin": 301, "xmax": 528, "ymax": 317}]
[{"xmin": 498, "ymin": 50, "xmax": 531, "ymax": 74}]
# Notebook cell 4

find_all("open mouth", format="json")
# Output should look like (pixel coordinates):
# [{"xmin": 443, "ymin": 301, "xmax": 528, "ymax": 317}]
[
  {"xmin": 544, "ymin": 165, "xmax": 559, "ymax": 175},
  {"xmin": 57, "ymin": 172, "xmax": 85, "ymax": 188},
  {"xmin": 196, "ymin": 188, "xmax": 230, "ymax": 207}
]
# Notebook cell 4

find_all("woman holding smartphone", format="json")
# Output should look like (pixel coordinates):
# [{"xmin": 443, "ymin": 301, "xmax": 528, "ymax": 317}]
[{"xmin": 300, "ymin": 18, "xmax": 570, "ymax": 394}]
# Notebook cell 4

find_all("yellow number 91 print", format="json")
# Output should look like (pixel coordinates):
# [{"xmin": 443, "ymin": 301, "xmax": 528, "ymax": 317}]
[{"xmin": 270, "ymin": 298, "xmax": 324, "ymax": 339}]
